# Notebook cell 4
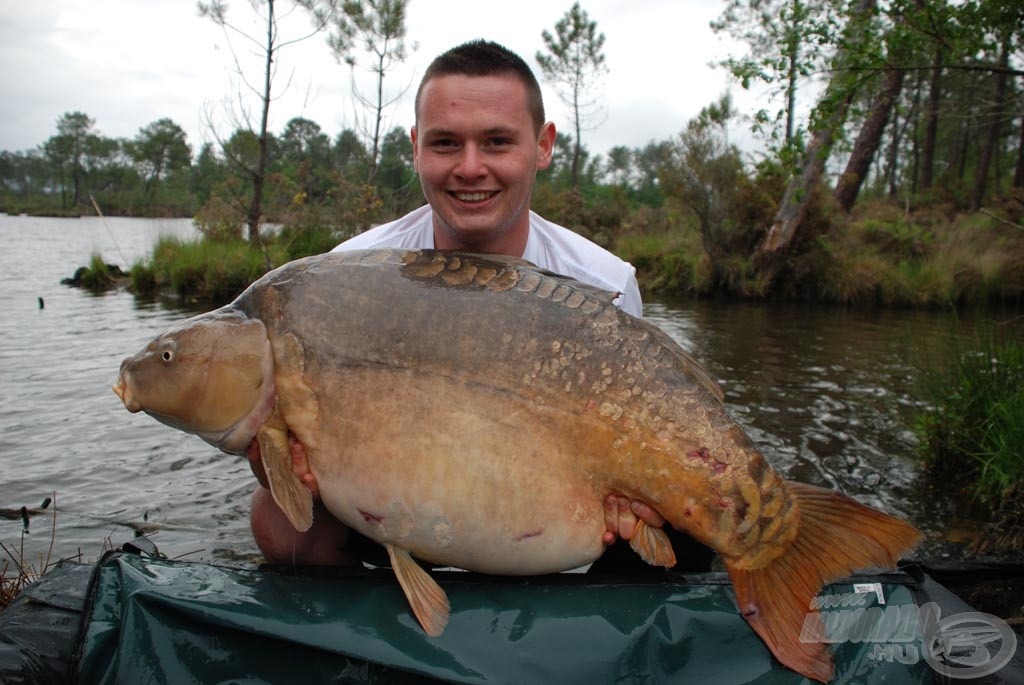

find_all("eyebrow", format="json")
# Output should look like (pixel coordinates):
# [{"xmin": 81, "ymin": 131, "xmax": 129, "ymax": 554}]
[{"xmin": 421, "ymin": 126, "xmax": 520, "ymax": 139}]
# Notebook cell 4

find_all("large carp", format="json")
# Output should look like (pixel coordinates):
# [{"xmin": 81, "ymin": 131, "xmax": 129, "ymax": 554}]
[{"xmin": 113, "ymin": 249, "xmax": 920, "ymax": 682}]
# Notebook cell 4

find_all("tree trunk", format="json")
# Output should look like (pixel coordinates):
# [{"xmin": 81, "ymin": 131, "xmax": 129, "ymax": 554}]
[
  {"xmin": 367, "ymin": 48, "xmax": 386, "ymax": 186},
  {"xmin": 756, "ymin": 0, "xmax": 877, "ymax": 263},
  {"xmin": 247, "ymin": 0, "xmax": 275, "ymax": 249},
  {"xmin": 885, "ymin": 98, "xmax": 904, "ymax": 199},
  {"xmin": 834, "ymin": 67, "xmax": 905, "ymax": 212},
  {"xmin": 971, "ymin": 40, "xmax": 1011, "ymax": 210},
  {"xmin": 1014, "ymin": 115, "xmax": 1024, "ymax": 188},
  {"xmin": 571, "ymin": 80, "xmax": 582, "ymax": 190},
  {"xmin": 920, "ymin": 49, "xmax": 942, "ymax": 190}
]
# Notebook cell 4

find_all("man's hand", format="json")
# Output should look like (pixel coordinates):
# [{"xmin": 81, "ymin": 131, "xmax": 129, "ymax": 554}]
[
  {"xmin": 602, "ymin": 495, "xmax": 666, "ymax": 546},
  {"xmin": 247, "ymin": 434, "xmax": 320, "ymax": 499}
]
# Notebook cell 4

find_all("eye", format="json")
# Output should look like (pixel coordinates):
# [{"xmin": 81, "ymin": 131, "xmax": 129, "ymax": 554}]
[{"xmin": 162, "ymin": 349, "xmax": 173, "ymax": 362}]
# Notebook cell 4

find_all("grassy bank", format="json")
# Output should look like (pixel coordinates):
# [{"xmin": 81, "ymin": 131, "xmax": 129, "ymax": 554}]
[
  {"xmin": 129, "ymin": 236, "xmax": 285, "ymax": 305},
  {"xmin": 914, "ymin": 316, "xmax": 1024, "ymax": 553},
  {"xmin": 75, "ymin": 194, "xmax": 1022, "ymax": 310},
  {"xmin": 617, "ymin": 200, "xmax": 1024, "ymax": 306}
]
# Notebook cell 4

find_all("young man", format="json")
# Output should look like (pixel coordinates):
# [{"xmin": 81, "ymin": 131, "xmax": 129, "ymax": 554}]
[{"xmin": 250, "ymin": 40, "xmax": 697, "ymax": 571}]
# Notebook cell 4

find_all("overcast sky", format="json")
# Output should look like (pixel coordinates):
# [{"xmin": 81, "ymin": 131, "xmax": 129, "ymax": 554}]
[{"xmin": 0, "ymin": 0, "xmax": 773, "ymax": 160}]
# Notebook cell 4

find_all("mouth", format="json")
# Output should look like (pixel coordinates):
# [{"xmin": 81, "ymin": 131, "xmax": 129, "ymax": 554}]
[
  {"xmin": 449, "ymin": 190, "xmax": 498, "ymax": 204},
  {"xmin": 112, "ymin": 374, "xmax": 142, "ymax": 413}
]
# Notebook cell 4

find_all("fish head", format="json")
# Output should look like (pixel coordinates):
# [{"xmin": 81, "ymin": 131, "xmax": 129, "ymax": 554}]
[{"xmin": 113, "ymin": 306, "xmax": 276, "ymax": 454}]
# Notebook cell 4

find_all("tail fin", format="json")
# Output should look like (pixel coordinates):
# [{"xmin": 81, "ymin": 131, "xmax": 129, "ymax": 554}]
[{"xmin": 726, "ymin": 482, "xmax": 922, "ymax": 683}]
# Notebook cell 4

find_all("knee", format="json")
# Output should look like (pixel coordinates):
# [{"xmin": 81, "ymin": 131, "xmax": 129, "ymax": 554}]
[{"xmin": 249, "ymin": 486, "xmax": 354, "ymax": 566}]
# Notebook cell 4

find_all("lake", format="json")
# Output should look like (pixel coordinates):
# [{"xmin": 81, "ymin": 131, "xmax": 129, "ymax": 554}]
[{"xmin": 0, "ymin": 214, "xmax": 980, "ymax": 569}]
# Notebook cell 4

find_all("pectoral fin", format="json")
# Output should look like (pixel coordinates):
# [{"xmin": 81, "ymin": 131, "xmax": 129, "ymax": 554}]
[
  {"xmin": 257, "ymin": 422, "xmax": 313, "ymax": 532},
  {"xmin": 386, "ymin": 545, "xmax": 450, "ymax": 636},
  {"xmin": 628, "ymin": 520, "xmax": 677, "ymax": 568}
]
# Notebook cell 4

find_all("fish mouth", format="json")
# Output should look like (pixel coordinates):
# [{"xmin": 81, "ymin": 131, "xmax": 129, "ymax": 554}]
[{"xmin": 112, "ymin": 373, "xmax": 142, "ymax": 413}]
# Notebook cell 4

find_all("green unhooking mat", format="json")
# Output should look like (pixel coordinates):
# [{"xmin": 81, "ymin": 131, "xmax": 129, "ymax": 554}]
[{"xmin": 62, "ymin": 551, "xmax": 991, "ymax": 684}]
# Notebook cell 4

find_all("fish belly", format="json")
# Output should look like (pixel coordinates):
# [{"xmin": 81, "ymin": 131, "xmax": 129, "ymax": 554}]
[{"xmin": 300, "ymin": 370, "xmax": 609, "ymax": 574}]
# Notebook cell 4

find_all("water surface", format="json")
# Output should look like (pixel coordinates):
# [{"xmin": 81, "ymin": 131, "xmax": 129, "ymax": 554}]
[{"xmin": 0, "ymin": 215, "xmax": 977, "ymax": 569}]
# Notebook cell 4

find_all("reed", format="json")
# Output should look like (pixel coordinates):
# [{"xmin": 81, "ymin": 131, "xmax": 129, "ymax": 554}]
[
  {"xmin": 913, "ymin": 316, "xmax": 1024, "ymax": 551},
  {"xmin": 0, "ymin": 494, "xmax": 64, "ymax": 612}
]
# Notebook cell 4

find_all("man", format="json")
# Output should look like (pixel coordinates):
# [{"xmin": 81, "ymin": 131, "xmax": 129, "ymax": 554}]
[{"xmin": 250, "ymin": 40, "xmax": 706, "ymax": 572}]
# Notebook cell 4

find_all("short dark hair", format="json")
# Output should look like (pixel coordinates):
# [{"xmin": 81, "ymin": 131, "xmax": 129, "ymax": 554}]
[{"xmin": 415, "ymin": 39, "xmax": 546, "ymax": 134}]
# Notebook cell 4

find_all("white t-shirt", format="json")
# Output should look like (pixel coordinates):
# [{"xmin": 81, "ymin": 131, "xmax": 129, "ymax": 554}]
[{"xmin": 333, "ymin": 205, "xmax": 643, "ymax": 317}]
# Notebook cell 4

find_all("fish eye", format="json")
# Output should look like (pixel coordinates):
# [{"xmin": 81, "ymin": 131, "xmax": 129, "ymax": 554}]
[{"xmin": 162, "ymin": 349, "xmax": 173, "ymax": 362}]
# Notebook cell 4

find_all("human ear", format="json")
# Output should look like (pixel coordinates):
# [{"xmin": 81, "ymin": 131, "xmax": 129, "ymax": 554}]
[
  {"xmin": 410, "ymin": 126, "xmax": 420, "ymax": 171},
  {"xmin": 536, "ymin": 122, "xmax": 556, "ymax": 171}
]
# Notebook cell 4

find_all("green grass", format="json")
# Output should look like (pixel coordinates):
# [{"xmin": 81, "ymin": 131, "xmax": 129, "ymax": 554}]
[
  {"xmin": 78, "ymin": 252, "xmax": 118, "ymax": 291},
  {"xmin": 130, "ymin": 236, "xmax": 286, "ymax": 305},
  {"xmin": 913, "ymin": 316, "xmax": 1024, "ymax": 550}
]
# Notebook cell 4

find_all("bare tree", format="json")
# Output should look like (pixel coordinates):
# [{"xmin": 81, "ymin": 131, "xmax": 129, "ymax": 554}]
[{"xmin": 199, "ymin": 0, "xmax": 329, "ymax": 247}]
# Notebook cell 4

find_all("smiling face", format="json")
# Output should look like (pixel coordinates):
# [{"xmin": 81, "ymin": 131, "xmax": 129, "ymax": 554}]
[{"xmin": 411, "ymin": 73, "xmax": 556, "ymax": 256}]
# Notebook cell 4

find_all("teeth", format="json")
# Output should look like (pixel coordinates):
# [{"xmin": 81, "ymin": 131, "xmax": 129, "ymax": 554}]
[{"xmin": 455, "ymin": 192, "xmax": 492, "ymax": 202}]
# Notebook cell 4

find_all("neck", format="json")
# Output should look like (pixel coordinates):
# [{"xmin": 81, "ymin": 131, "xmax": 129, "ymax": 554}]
[{"xmin": 431, "ymin": 214, "xmax": 530, "ymax": 257}]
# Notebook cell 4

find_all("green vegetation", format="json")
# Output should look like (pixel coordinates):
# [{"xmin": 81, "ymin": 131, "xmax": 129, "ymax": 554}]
[
  {"xmin": 5, "ymin": 0, "xmax": 1021, "ymax": 307},
  {"xmin": 914, "ymin": 318, "xmax": 1024, "ymax": 552},
  {"xmin": 130, "ymin": 236, "xmax": 286, "ymax": 305},
  {"xmin": 78, "ymin": 253, "xmax": 119, "ymax": 292}
]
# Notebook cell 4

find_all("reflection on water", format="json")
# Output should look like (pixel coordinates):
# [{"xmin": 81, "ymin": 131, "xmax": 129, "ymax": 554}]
[
  {"xmin": 0, "ymin": 215, "xmax": 261, "ymax": 566},
  {"xmin": 0, "ymin": 215, "xmax": 989, "ymax": 566},
  {"xmin": 645, "ymin": 300, "xmax": 952, "ymax": 544}
]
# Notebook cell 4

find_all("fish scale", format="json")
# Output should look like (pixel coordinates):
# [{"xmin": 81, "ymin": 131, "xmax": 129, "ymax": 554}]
[{"xmin": 114, "ymin": 248, "xmax": 921, "ymax": 683}]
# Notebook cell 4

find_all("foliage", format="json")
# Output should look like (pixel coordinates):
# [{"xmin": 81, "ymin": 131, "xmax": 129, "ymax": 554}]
[
  {"xmin": 1, "ymin": 0, "xmax": 1022, "ymax": 308},
  {"xmin": 616, "ymin": 225, "xmax": 714, "ymax": 295},
  {"xmin": 711, "ymin": 0, "xmax": 837, "ymax": 145},
  {"xmin": 806, "ymin": 202, "xmax": 1024, "ymax": 306},
  {"xmin": 660, "ymin": 95, "xmax": 751, "ymax": 260},
  {"xmin": 314, "ymin": 0, "xmax": 412, "ymax": 185},
  {"xmin": 131, "ymin": 235, "xmax": 284, "ymax": 305},
  {"xmin": 193, "ymin": 192, "xmax": 246, "ymax": 243},
  {"xmin": 77, "ymin": 253, "xmax": 119, "ymax": 292},
  {"xmin": 536, "ymin": 2, "xmax": 608, "ymax": 189},
  {"xmin": 913, "ymin": 316, "xmax": 1024, "ymax": 550}
]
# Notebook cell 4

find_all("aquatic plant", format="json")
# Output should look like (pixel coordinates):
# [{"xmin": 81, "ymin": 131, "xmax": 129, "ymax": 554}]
[{"xmin": 0, "ymin": 495, "xmax": 62, "ymax": 611}]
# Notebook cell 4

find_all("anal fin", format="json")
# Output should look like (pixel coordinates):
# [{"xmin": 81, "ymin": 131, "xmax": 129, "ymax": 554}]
[{"xmin": 387, "ymin": 545, "xmax": 450, "ymax": 636}]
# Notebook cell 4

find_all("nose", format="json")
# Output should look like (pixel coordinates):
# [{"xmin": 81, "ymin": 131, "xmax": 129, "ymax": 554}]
[{"xmin": 453, "ymin": 144, "xmax": 486, "ymax": 181}]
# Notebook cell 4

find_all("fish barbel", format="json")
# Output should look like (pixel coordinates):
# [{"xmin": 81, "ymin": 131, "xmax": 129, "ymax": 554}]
[{"xmin": 113, "ymin": 249, "xmax": 921, "ymax": 682}]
